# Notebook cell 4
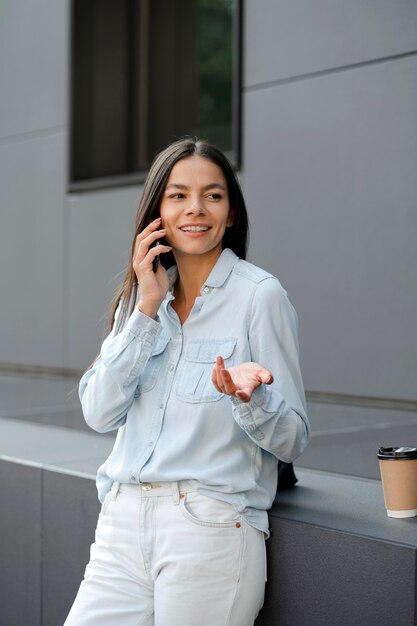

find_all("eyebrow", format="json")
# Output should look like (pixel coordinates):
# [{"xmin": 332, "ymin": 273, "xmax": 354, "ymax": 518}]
[{"xmin": 165, "ymin": 183, "xmax": 226, "ymax": 192}]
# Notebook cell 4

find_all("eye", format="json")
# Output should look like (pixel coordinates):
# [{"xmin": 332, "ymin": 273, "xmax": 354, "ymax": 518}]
[
  {"xmin": 169, "ymin": 193, "xmax": 185, "ymax": 199},
  {"xmin": 208, "ymin": 193, "xmax": 223, "ymax": 200}
]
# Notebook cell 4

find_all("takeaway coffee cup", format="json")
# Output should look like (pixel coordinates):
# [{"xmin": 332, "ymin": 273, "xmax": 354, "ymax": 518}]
[{"xmin": 378, "ymin": 447, "xmax": 417, "ymax": 518}]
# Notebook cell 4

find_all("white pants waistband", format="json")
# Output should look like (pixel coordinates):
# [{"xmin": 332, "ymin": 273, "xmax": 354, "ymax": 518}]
[{"xmin": 116, "ymin": 480, "xmax": 196, "ymax": 499}]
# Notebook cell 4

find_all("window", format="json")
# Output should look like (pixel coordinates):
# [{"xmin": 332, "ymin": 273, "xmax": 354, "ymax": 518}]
[{"xmin": 70, "ymin": 0, "xmax": 241, "ymax": 190}]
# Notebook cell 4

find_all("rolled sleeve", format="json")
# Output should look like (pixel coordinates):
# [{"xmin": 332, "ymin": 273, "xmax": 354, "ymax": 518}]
[
  {"xmin": 79, "ymin": 306, "xmax": 162, "ymax": 432},
  {"xmin": 230, "ymin": 278, "xmax": 310, "ymax": 461},
  {"xmin": 102, "ymin": 308, "xmax": 162, "ymax": 387}
]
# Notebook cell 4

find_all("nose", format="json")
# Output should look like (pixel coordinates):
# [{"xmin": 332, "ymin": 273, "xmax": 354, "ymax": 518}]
[{"xmin": 185, "ymin": 194, "xmax": 205, "ymax": 215}]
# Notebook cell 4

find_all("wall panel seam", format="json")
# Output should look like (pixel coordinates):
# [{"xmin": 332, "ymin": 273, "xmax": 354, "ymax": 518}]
[
  {"xmin": 0, "ymin": 125, "xmax": 67, "ymax": 147},
  {"xmin": 244, "ymin": 50, "xmax": 417, "ymax": 92}
]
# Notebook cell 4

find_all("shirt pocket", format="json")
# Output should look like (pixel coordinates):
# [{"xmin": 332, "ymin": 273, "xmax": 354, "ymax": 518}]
[
  {"xmin": 135, "ymin": 334, "xmax": 170, "ymax": 395},
  {"xmin": 176, "ymin": 337, "xmax": 237, "ymax": 403}
]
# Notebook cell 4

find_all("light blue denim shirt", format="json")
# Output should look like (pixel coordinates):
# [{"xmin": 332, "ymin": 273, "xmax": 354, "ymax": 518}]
[{"xmin": 79, "ymin": 248, "xmax": 309, "ymax": 535}]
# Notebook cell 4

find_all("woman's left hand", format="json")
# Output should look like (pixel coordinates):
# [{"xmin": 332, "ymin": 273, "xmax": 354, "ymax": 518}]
[{"xmin": 211, "ymin": 356, "xmax": 274, "ymax": 403}]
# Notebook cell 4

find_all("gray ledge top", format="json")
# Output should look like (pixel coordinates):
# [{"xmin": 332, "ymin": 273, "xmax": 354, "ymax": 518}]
[
  {"xmin": 273, "ymin": 468, "xmax": 417, "ymax": 548},
  {"xmin": 0, "ymin": 416, "xmax": 114, "ymax": 479}
]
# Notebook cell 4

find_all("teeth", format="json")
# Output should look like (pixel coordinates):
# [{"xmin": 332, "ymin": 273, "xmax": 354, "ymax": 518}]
[{"xmin": 180, "ymin": 226, "xmax": 209, "ymax": 232}]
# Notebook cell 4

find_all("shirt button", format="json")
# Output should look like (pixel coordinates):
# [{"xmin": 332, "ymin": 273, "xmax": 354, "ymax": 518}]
[
  {"xmin": 148, "ymin": 441, "xmax": 153, "ymax": 447},
  {"xmin": 170, "ymin": 365, "xmax": 174, "ymax": 372},
  {"xmin": 203, "ymin": 286, "xmax": 210, "ymax": 293},
  {"xmin": 160, "ymin": 404, "xmax": 164, "ymax": 409},
  {"xmin": 130, "ymin": 475, "xmax": 136, "ymax": 481}
]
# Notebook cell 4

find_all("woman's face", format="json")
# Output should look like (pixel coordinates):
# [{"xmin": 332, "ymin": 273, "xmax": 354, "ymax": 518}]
[{"xmin": 159, "ymin": 155, "xmax": 233, "ymax": 264}]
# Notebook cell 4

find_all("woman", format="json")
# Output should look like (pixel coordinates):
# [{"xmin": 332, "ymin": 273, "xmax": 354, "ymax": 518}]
[{"xmin": 65, "ymin": 138, "xmax": 309, "ymax": 626}]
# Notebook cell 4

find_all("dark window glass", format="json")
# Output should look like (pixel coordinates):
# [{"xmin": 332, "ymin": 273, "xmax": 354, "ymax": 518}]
[{"xmin": 71, "ymin": 0, "xmax": 241, "ymax": 187}]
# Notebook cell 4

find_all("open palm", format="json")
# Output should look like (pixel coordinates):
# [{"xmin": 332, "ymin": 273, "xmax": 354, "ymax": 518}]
[{"xmin": 211, "ymin": 356, "xmax": 273, "ymax": 403}]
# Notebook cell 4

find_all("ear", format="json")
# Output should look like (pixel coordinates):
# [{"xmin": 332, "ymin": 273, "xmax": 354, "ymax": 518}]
[{"xmin": 226, "ymin": 208, "xmax": 234, "ymax": 228}]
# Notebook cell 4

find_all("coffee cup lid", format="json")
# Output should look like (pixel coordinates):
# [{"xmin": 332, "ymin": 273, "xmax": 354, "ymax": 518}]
[{"xmin": 378, "ymin": 446, "xmax": 417, "ymax": 460}]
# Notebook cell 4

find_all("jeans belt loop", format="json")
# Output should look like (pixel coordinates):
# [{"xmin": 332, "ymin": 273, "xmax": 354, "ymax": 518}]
[
  {"xmin": 172, "ymin": 481, "xmax": 180, "ymax": 505},
  {"xmin": 110, "ymin": 481, "xmax": 120, "ymax": 500}
]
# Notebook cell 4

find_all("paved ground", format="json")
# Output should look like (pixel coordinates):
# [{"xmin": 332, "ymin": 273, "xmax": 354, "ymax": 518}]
[
  {"xmin": 298, "ymin": 400, "xmax": 417, "ymax": 479},
  {"xmin": 1, "ymin": 372, "xmax": 416, "ymax": 481}
]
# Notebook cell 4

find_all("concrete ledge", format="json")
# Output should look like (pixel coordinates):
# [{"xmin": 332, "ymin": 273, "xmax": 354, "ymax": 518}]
[
  {"xmin": 256, "ymin": 470, "xmax": 417, "ymax": 625},
  {"xmin": 0, "ymin": 418, "xmax": 111, "ymax": 625},
  {"xmin": 0, "ymin": 460, "xmax": 99, "ymax": 626},
  {"xmin": 1, "ymin": 418, "xmax": 416, "ymax": 625}
]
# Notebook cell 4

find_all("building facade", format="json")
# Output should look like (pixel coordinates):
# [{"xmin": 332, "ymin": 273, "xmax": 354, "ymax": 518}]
[{"xmin": 1, "ymin": 0, "xmax": 416, "ymax": 404}]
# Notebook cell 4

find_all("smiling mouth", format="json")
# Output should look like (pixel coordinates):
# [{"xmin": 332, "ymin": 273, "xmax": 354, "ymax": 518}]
[{"xmin": 179, "ymin": 226, "xmax": 210, "ymax": 232}]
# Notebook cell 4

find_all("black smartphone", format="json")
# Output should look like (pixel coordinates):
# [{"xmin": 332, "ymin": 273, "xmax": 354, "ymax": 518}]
[{"xmin": 152, "ymin": 240, "xmax": 160, "ymax": 273}]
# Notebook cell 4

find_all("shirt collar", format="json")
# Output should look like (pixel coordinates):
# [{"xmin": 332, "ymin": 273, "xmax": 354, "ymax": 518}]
[
  {"xmin": 166, "ymin": 247, "xmax": 238, "ymax": 292},
  {"xmin": 204, "ymin": 248, "xmax": 238, "ymax": 288}
]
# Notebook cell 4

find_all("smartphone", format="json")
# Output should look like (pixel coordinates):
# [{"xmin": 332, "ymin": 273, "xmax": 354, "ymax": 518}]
[{"xmin": 152, "ymin": 240, "xmax": 160, "ymax": 273}]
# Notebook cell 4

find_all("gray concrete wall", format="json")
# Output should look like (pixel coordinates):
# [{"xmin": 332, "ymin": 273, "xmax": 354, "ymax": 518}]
[
  {"xmin": 65, "ymin": 187, "xmax": 142, "ymax": 368},
  {"xmin": 0, "ymin": 459, "xmax": 100, "ymax": 626},
  {"xmin": 0, "ymin": 0, "xmax": 416, "ymax": 400},
  {"xmin": 0, "ymin": 0, "xmax": 69, "ymax": 367},
  {"xmin": 242, "ymin": 1, "xmax": 417, "ymax": 401}
]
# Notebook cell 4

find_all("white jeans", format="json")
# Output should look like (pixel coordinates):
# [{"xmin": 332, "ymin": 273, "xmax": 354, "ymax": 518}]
[{"xmin": 64, "ymin": 481, "xmax": 266, "ymax": 626}]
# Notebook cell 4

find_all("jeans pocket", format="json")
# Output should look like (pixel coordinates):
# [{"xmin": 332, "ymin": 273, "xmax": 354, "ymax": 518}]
[{"xmin": 179, "ymin": 492, "xmax": 241, "ymax": 529}]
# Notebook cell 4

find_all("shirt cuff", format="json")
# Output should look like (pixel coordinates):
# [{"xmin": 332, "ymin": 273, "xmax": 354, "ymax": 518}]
[
  {"xmin": 125, "ymin": 307, "xmax": 162, "ymax": 340},
  {"xmin": 230, "ymin": 384, "xmax": 267, "ymax": 415},
  {"xmin": 230, "ymin": 386, "xmax": 268, "ymax": 441}
]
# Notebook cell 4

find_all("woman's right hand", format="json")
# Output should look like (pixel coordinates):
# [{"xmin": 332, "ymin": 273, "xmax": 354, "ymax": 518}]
[{"xmin": 133, "ymin": 218, "xmax": 172, "ymax": 319}]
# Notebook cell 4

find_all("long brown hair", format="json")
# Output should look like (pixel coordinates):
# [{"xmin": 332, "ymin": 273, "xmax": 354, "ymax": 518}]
[{"xmin": 109, "ymin": 137, "xmax": 249, "ymax": 334}]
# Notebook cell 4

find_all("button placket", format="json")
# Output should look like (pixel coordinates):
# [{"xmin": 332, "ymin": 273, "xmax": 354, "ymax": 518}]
[{"xmin": 135, "ymin": 331, "xmax": 181, "ymax": 483}]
